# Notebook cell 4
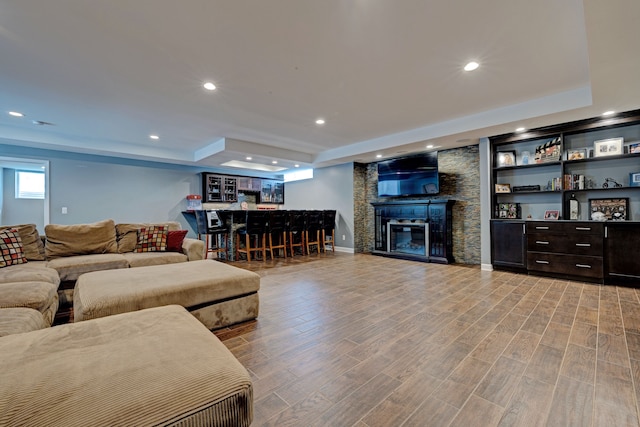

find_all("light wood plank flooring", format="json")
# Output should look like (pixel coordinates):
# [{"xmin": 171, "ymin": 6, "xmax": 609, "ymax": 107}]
[{"xmin": 215, "ymin": 252, "xmax": 640, "ymax": 426}]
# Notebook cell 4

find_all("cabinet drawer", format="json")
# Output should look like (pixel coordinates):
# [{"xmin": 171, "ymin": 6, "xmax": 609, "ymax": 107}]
[
  {"xmin": 527, "ymin": 233, "xmax": 602, "ymax": 255},
  {"xmin": 526, "ymin": 222, "xmax": 603, "ymax": 235},
  {"xmin": 527, "ymin": 252, "xmax": 603, "ymax": 278}
]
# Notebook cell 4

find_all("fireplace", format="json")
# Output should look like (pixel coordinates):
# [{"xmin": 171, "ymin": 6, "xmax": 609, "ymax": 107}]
[
  {"xmin": 372, "ymin": 199, "xmax": 454, "ymax": 264},
  {"xmin": 387, "ymin": 220, "xmax": 429, "ymax": 257}
]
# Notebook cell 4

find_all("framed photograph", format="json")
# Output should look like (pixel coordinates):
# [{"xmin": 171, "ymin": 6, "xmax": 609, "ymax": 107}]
[
  {"xmin": 495, "ymin": 183, "xmax": 511, "ymax": 193},
  {"xmin": 630, "ymin": 172, "xmax": 640, "ymax": 187},
  {"xmin": 593, "ymin": 137, "xmax": 623, "ymax": 157},
  {"xmin": 496, "ymin": 151, "xmax": 516, "ymax": 167},
  {"xmin": 566, "ymin": 148, "xmax": 586, "ymax": 161},
  {"xmin": 496, "ymin": 203, "xmax": 520, "ymax": 219},
  {"xmin": 543, "ymin": 210, "xmax": 560, "ymax": 220},
  {"xmin": 589, "ymin": 198, "xmax": 628, "ymax": 221},
  {"xmin": 629, "ymin": 142, "xmax": 640, "ymax": 154}
]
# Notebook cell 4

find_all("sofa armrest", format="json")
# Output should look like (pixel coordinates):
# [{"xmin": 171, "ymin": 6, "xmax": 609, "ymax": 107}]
[{"xmin": 182, "ymin": 238, "xmax": 205, "ymax": 261}]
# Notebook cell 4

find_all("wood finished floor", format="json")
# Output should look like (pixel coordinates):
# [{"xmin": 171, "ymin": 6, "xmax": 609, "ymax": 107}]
[{"xmin": 214, "ymin": 252, "xmax": 640, "ymax": 427}]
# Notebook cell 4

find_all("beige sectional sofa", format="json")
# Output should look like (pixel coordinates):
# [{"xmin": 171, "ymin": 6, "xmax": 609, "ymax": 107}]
[{"xmin": 0, "ymin": 220, "xmax": 204, "ymax": 336}]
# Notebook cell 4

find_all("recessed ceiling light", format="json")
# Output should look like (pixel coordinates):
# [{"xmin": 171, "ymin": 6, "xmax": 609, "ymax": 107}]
[
  {"xmin": 426, "ymin": 144, "xmax": 434, "ymax": 149},
  {"xmin": 8, "ymin": 111, "xmax": 24, "ymax": 117},
  {"xmin": 272, "ymin": 160, "xmax": 278, "ymax": 164},
  {"xmin": 315, "ymin": 118, "xmax": 325, "ymax": 125},
  {"xmin": 149, "ymin": 134, "xmax": 159, "ymax": 140},
  {"xmin": 464, "ymin": 61, "xmax": 479, "ymax": 71},
  {"xmin": 602, "ymin": 110, "xmax": 615, "ymax": 116},
  {"xmin": 515, "ymin": 127, "xmax": 526, "ymax": 132},
  {"xmin": 376, "ymin": 154, "xmax": 382, "ymax": 158},
  {"xmin": 246, "ymin": 156, "xmax": 252, "ymax": 161},
  {"xmin": 294, "ymin": 164, "xmax": 300, "ymax": 168},
  {"xmin": 203, "ymin": 82, "xmax": 216, "ymax": 91}
]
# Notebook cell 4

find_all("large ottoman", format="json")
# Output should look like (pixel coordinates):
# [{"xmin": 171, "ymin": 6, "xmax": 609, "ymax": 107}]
[
  {"xmin": 74, "ymin": 260, "xmax": 260, "ymax": 329},
  {"xmin": 0, "ymin": 305, "xmax": 253, "ymax": 426}
]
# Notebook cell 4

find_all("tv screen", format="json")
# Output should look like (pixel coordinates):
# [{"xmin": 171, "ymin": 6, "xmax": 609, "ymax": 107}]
[{"xmin": 377, "ymin": 152, "xmax": 439, "ymax": 197}]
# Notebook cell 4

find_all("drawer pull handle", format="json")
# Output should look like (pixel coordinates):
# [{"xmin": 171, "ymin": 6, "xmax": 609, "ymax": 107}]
[
  {"xmin": 535, "ymin": 260, "xmax": 550, "ymax": 264},
  {"xmin": 535, "ymin": 226, "xmax": 550, "ymax": 230},
  {"xmin": 535, "ymin": 241, "xmax": 550, "ymax": 245},
  {"xmin": 576, "ymin": 264, "xmax": 592, "ymax": 269},
  {"xmin": 575, "ymin": 227, "xmax": 591, "ymax": 231},
  {"xmin": 575, "ymin": 243, "xmax": 591, "ymax": 247}
]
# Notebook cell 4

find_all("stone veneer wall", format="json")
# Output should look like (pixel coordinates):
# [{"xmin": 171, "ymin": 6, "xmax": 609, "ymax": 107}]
[{"xmin": 353, "ymin": 145, "xmax": 481, "ymax": 264}]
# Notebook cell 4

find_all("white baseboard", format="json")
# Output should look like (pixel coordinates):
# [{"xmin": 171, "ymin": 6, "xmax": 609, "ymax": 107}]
[
  {"xmin": 481, "ymin": 263, "xmax": 493, "ymax": 271},
  {"xmin": 334, "ymin": 246, "xmax": 355, "ymax": 254}
]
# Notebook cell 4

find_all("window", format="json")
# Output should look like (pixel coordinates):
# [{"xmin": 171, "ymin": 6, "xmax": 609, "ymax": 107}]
[{"xmin": 15, "ymin": 170, "xmax": 45, "ymax": 199}]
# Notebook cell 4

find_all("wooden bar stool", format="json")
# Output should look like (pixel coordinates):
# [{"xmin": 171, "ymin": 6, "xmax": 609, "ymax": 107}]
[
  {"xmin": 236, "ymin": 211, "xmax": 268, "ymax": 262},
  {"xmin": 195, "ymin": 210, "xmax": 231, "ymax": 260},
  {"xmin": 321, "ymin": 209, "xmax": 337, "ymax": 252},
  {"xmin": 304, "ymin": 210, "xmax": 323, "ymax": 255},
  {"xmin": 287, "ymin": 210, "xmax": 306, "ymax": 256},
  {"xmin": 266, "ymin": 210, "xmax": 288, "ymax": 259}
]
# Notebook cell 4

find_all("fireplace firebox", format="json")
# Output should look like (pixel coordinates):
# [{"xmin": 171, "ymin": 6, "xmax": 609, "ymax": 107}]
[{"xmin": 372, "ymin": 199, "xmax": 454, "ymax": 264}]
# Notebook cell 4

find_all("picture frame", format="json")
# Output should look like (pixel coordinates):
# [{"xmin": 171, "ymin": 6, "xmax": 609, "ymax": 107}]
[
  {"xmin": 543, "ymin": 210, "xmax": 560, "ymax": 220},
  {"xmin": 593, "ymin": 137, "xmax": 623, "ymax": 157},
  {"xmin": 566, "ymin": 148, "xmax": 586, "ymax": 161},
  {"xmin": 495, "ymin": 183, "xmax": 511, "ymax": 193},
  {"xmin": 629, "ymin": 142, "xmax": 640, "ymax": 154},
  {"xmin": 496, "ymin": 151, "xmax": 516, "ymax": 167},
  {"xmin": 630, "ymin": 172, "xmax": 640, "ymax": 187},
  {"xmin": 496, "ymin": 203, "xmax": 520, "ymax": 219},
  {"xmin": 589, "ymin": 198, "xmax": 628, "ymax": 221}
]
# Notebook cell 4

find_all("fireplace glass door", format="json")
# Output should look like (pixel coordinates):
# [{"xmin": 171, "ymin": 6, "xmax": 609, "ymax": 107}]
[{"xmin": 387, "ymin": 221, "xmax": 429, "ymax": 257}]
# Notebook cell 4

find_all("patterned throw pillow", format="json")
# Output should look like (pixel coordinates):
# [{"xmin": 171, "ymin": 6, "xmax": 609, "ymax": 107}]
[
  {"xmin": 135, "ymin": 225, "xmax": 168, "ymax": 252},
  {"xmin": 0, "ymin": 228, "xmax": 28, "ymax": 268},
  {"xmin": 166, "ymin": 230, "xmax": 188, "ymax": 252}
]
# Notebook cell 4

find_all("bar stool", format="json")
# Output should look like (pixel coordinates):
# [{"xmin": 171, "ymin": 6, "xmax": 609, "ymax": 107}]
[
  {"xmin": 236, "ymin": 211, "xmax": 268, "ymax": 262},
  {"xmin": 194, "ymin": 210, "xmax": 231, "ymax": 260},
  {"xmin": 321, "ymin": 209, "xmax": 337, "ymax": 252},
  {"xmin": 304, "ymin": 210, "xmax": 323, "ymax": 255},
  {"xmin": 266, "ymin": 210, "xmax": 288, "ymax": 259},
  {"xmin": 287, "ymin": 210, "xmax": 306, "ymax": 256}
]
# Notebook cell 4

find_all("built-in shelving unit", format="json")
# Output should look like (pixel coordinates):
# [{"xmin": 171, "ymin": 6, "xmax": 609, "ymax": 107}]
[
  {"xmin": 490, "ymin": 109, "xmax": 640, "ymax": 286},
  {"xmin": 201, "ymin": 173, "xmax": 284, "ymax": 204}
]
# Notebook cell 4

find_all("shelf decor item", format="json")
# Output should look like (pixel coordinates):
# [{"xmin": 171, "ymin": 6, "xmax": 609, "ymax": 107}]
[
  {"xmin": 495, "ymin": 183, "xmax": 511, "ymax": 193},
  {"xmin": 566, "ymin": 149, "xmax": 586, "ymax": 160},
  {"xmin": 496, "ymin": 151, "xmax": 516, "ymax": 167},
  {"xmin": 629, "ymin": 142, "xmax": 640, "ymax": 154},
  {"xmin": 593, "ymin": 137, "xmax": 623, "ymax": 157},
  {"xmin": 630, "ymin": 172, "xmax": 640, "ymax": 187},
  {"xmin": 534, "ymin": 137, "xmax": 562, "ymax": 163},
  {"xmin": 497, "ymin": 203, "xmax": 520, "ymax": 219},
  {"xmin": 543, "ymin": 210, "xmax": 560, "ymax": 220},
  {"xmin": 569, "ymin": 193, "xmax": 580, "ymax": 220},
  {"xmin": 589, "ymin": 198, "xmax": 628, "ymax": 221}
]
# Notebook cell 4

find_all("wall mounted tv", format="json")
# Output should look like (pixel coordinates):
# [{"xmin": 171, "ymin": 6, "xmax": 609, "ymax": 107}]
[{"xmin": 377, "ymin": 152, "xmax": 439, "ymax": 197}]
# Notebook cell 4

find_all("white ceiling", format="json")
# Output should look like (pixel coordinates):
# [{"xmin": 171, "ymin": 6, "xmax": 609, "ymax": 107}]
[{"xmin": 1, "ymin": 1, "xmax": 639, "ymax": 175}]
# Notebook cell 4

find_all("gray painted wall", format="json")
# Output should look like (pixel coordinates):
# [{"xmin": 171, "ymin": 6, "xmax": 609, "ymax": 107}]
[{"xmin": 283, "ymin": 163, "xmax": 355, "ymax": 249}]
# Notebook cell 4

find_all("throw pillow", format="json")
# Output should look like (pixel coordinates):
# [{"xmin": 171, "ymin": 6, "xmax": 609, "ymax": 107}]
[
  {"xmin": 0, "ymin": 228, "xmax": 28, "ymax": 268},
  {"xmin": 135, "ymin": 225, "xmax": 168, "ymax": 252},
  {"xmin": 166, "ymin": 230, "xmax": 188, "ymax": 252},
  {"xmin": 0, "ymin": 224, "xmax": 45, "ymax": 261}
]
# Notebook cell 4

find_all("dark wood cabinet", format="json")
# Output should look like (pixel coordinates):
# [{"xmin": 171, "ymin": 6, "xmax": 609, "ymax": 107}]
[
  {"xmin": 202, "ymin": 173, "xmax": 237, "ymax": 202},
  {"xmin": 604, "ymin": 222, "xmax": 640, "ymax": 286},
  {"xmin": 490, "ymin": 220, "xmax": 526, "ymax": 270}
]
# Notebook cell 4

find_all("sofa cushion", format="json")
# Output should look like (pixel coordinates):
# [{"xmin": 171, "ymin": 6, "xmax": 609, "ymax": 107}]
[
  {"xmin": 0, "ymin": 262, "xmax": 60, "ymax": 286},
  {"xmin": 122, "ymin": 251, "xmax": 187, "ymax": 268},
  {"xmin": 0, "ymin": 308, "xmax": 47, "ymax": 337},
  {"xmin": 0, "ymin": 229, "xmax": 28, "ymax": 268},
  {"xmin": 46, "ymin": 253, "xmax": 129, "ymax": 282},
  {"xmin": 135, "ymin": 225, "xmax": 167, "ymax": 252},
  {"xmin": 45, "ymin": 219, "xmax": 118, "ymax": 260},
  {"xmin": 0, "ymin": 224, "xmax": 46, "ymax": 261},
  {"xmin": 116, "ymin": 221, "xmax": 181, "ymax": 253},
  {"xmin": 167, "ymin": 229, "xmax": 188, "ymax": 252},
  {"xmin": 0, "ymin": 281, "xmax": 58, "ymax": 313}
]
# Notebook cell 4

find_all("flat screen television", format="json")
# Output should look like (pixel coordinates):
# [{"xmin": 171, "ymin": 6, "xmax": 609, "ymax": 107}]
[{"xmin": 377, "ymin": 152, "xmax": 439, "ymax": 197}]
